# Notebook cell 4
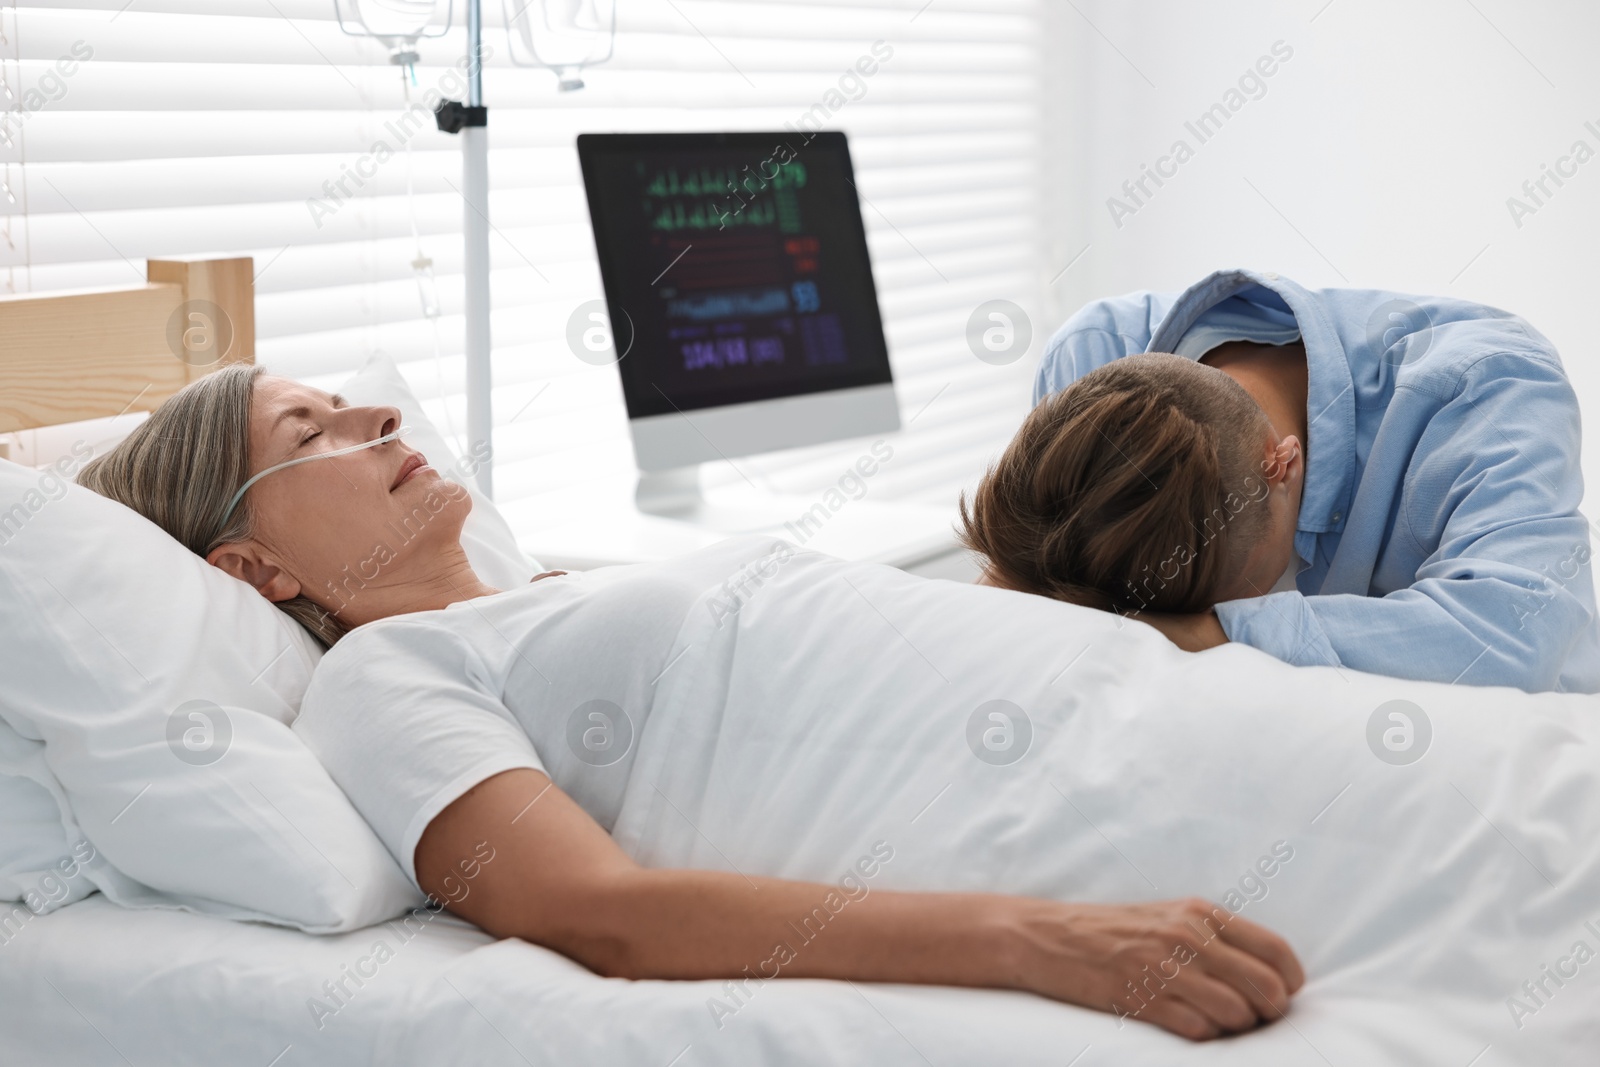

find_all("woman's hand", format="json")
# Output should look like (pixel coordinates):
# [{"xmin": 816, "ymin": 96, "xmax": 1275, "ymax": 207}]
[{"xmin": 1001, "ymin": 896, "xmax": 1304, "ymax": 1040}]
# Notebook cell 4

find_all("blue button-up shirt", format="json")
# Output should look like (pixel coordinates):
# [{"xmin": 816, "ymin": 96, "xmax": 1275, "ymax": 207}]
[{"xmin": 1034, "ymin": 269, "xmax": 1599, "ymax": 694}]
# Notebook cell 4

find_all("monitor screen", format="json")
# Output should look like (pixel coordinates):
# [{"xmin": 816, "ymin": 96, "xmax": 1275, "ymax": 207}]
[{"xmin": 577, "ymin": 132, "xmax": 894, "ymax": 421}]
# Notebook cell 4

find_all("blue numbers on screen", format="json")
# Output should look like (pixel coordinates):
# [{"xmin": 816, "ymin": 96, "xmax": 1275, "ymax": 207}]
[{"xmin": 791, "ymin": 280, "xmax": 820, "ymax": 314}]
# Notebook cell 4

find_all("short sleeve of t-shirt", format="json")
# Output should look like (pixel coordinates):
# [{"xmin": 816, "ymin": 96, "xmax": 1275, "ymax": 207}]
[{"xmin": 293, "ymin": 616, "xmax": 544, "ymax": 886}]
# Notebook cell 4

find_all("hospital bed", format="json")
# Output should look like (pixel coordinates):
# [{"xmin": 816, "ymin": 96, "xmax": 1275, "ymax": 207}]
[{"xmin": 2, "ymin": 260, "xmax": 1598, "ymax": 1066}]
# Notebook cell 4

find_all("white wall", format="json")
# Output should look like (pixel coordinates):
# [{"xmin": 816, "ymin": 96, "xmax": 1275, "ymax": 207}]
[{"xmin": 1042, "ymin": 0, "xmax": 1599, "ymax": 509}]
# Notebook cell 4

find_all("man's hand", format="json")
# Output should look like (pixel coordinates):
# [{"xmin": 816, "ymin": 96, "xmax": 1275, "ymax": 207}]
[{"xmin": 1133, "ymin": 610, "xmax": 1229, "ymax": 652}]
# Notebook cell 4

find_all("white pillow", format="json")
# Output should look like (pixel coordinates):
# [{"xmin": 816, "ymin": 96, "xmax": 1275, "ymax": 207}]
[
  {"xmin": 0, "ymin": 727, "xmax": 99, "ymax": 918},
  {"xmin": 0, "ymin": 456, "xmax": 423, "ymax": 931},
  {"xmin": 0, "ymin": 358, "xmax": 540, "ymax": 931},
  {"xmin": 336, "ymin": 350, "xmax": 542, "ymax": 587},
  {"xmin": 0, "ymin": 461, "xmax": 116, "ymax": 916}
]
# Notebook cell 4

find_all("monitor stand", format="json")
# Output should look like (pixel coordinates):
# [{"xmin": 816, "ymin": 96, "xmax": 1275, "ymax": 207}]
[{"xmin": 635, "ymin": 465, "xmax": 811, "ymax": 534}]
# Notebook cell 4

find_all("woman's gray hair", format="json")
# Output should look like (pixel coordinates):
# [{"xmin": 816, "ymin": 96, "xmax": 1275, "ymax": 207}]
[{"xmin": 77, "ymin": 364, "xmax": 346, "ymax": 647}]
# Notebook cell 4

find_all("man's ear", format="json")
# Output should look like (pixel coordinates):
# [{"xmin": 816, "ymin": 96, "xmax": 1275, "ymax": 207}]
[
  {"xmin": 205, "ymin": 542, "xmax": 303, "ymax": 603},
  {"xmin": 1262, "ymin": 434, "xmax": 1303, "ymax": 487}
]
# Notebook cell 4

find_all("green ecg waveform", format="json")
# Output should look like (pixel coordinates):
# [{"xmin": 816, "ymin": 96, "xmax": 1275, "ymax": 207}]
[
  {"xmin": 643, "ymin": 162, "xmax": 807, "ymax": 199},
  {"xmin": 651, "ymin": 199, "xmax": 779, "ymax": 231}
]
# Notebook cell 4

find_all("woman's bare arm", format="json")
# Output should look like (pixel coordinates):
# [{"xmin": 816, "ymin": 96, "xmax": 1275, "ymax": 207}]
[{"xmin": 415, "ymin": 768, "xmax": 1304, "ymax": 1041}]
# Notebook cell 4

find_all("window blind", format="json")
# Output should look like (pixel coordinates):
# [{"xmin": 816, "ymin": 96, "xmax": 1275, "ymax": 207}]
[{"xmin": 3, "ymin": 0, "xmax": 1045, "ymax": 533}]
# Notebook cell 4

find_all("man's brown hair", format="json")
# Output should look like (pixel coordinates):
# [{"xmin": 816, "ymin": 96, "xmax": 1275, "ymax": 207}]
[{"xmin": 960, "ymin": 353, "xmax": 1273, "ymax": 615}]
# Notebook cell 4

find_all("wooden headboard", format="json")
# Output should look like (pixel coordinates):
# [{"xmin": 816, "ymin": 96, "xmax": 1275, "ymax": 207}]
[{"xmin": 0, "ymin": 257, "xmax": 256, "ymax": 438}]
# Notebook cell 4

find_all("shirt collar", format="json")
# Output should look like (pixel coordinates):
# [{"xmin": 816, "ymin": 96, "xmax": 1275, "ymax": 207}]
[{"xmin": 1146, "ymin": 268, "xmax": 1356, "ymax": 536}]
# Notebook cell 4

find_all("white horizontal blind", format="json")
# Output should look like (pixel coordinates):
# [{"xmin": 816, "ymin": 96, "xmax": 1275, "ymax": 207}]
[{"xmin": 3, "ymin": 0, "xmax": 1043, "ymax": 527}]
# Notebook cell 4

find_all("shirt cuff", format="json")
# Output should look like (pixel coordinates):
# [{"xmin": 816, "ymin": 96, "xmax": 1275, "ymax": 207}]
[{"xmin": 1215, "ymin": 592, "xmax": 1343, "ymax": 669}]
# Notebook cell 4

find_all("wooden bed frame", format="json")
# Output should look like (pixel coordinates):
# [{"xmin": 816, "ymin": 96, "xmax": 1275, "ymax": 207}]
[{"xmin": 0, "ymin": 258, "xmax": 256, "ymax": 451}]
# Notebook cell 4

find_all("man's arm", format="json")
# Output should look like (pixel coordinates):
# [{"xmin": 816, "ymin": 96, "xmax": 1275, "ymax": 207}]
[
  {"xmin": 1033, "ymin": 290, "xmax": 1177, "ymax": 405},
  {"xmin": 415, "ymin": 767, "xmax": 1304, "ymax": 1042},
  {"xmin": 1214, "ymin": 351, "xmax": 1597, "ymax": 692}
]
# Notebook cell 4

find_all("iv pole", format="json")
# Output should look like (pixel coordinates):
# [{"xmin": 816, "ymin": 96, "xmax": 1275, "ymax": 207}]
[
  {"xmin": 434, "ymin": 0, "xmax": 616, "ymax": 497},
  {"xmin": 430, "ymin": 0, "xmax": 492, "ymax": 497},
  {"xmin": 459, "ymin": 0, "xmax": 493, "ymax": 498}
]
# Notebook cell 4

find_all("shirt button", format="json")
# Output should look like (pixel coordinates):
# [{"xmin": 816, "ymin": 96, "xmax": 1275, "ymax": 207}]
[{"xmin": 1331, "ymin": 511, "xmax": 1343, "ymax": 523}]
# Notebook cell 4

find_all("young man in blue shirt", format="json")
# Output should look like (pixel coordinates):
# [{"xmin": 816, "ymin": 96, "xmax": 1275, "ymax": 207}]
[{"xmin": 963, "ymin": 268, "xmax": 1598, "ymax": 693}]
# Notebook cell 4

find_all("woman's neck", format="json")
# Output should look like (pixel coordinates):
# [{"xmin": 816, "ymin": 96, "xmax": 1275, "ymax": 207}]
[{"xmin": 327, "ymin": 541, "xmax": 502, "ymax": 630}]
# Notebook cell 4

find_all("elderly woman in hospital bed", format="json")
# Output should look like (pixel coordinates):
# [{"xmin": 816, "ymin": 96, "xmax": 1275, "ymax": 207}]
[
  {"xmin": 963, "ymin": 270, "xmax": 1599, "ymax": 694},
  {"xmin": 77, "ymin": 364, "xmax": 1304, "ymax": 1043}
]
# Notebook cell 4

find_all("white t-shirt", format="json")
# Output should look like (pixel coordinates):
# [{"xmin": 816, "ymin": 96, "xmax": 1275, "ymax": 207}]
[{"xmin": 293, "ymin": 535, "xmax": 778, "ymax": 885}]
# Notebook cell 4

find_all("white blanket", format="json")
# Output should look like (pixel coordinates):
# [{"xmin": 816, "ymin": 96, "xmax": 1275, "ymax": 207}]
[{"xmin": 386, "ymin": 545, "xmax": 1600, "ymax": 1065}]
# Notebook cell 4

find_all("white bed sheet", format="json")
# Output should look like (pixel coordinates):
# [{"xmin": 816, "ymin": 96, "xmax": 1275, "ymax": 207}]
[
  {"xmin": 7, "ymin": 893, "xmax": 1580, "ymax": 1067},
  {"xmin": 0, "ymin": 894, "xmax": 490, "ymax": 1066},
  {"xmin": 8, "ymin": 545, "xmax": 1599, "ymax": 1065},
  {"xmin": 383, "ymin": 546, "xmax": 1600, "ymax": 1066}
]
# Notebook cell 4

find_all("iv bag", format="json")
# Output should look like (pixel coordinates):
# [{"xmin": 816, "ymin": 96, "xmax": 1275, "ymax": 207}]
[
  {"xmin": 335, "ymin": 0, "xmax": 453, "ymax": 64},
  {"xmin": 505, "ymin": 0, "xmax": 616, "ymax": 91},
  {"xmin": 336, "ymin": 0, "xmax": 450, "ymax": 39}
]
